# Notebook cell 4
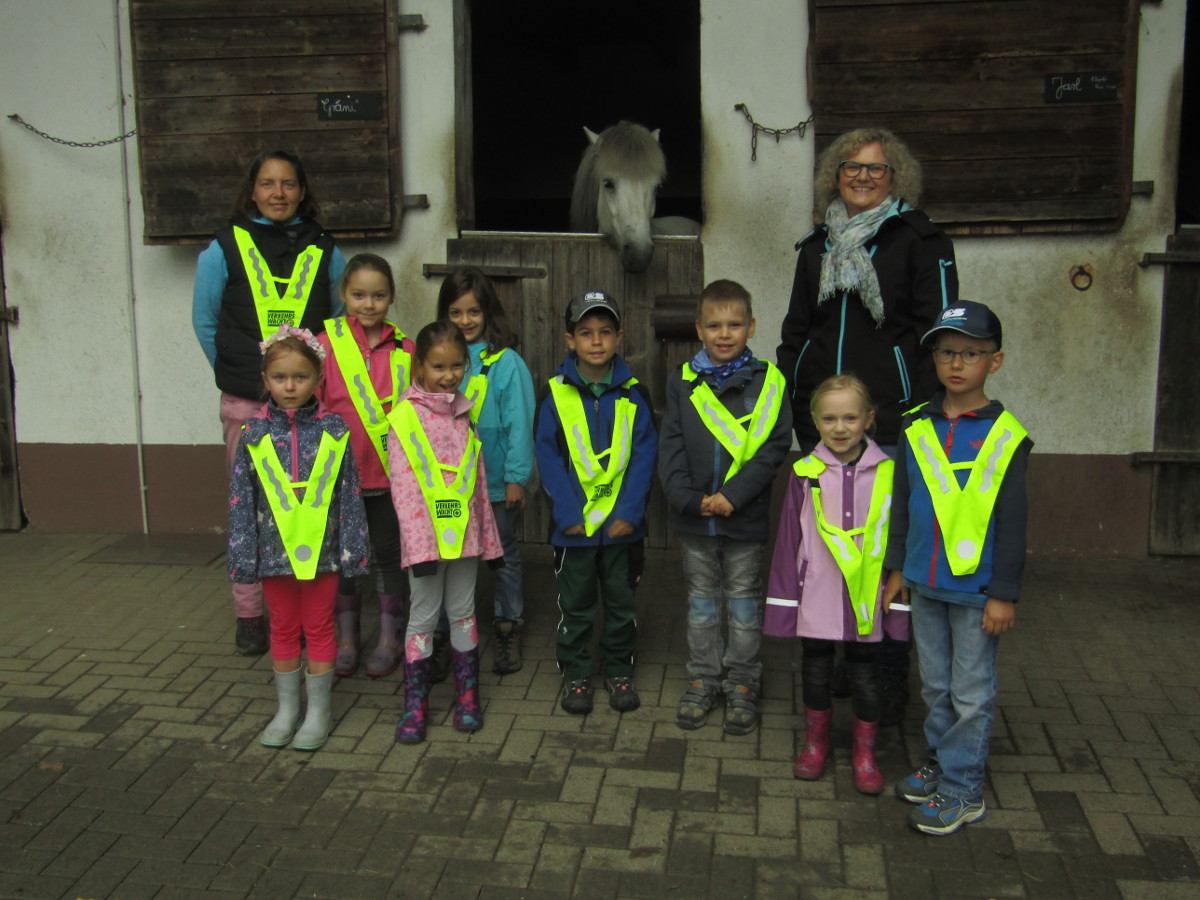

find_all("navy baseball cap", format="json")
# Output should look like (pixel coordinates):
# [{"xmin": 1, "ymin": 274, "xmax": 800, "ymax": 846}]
[
  {"xmin": 566, "ymin": 290, "xmax": 621, "ymax": 329},
  {"xmin": 921, "ymin": 301, "xmax": 1003, "ymax": 349}
]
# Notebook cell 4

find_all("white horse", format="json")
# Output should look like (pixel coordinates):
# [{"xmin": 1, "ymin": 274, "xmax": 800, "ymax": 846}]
[{"xmin": 569, "ymin": 121, "xmax": 701, "ymax": 274}]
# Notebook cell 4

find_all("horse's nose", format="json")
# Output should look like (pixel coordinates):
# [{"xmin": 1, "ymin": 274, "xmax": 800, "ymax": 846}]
[{"xmin": 622, "ymin": 242, "xmax": 654, "ymax": 274}]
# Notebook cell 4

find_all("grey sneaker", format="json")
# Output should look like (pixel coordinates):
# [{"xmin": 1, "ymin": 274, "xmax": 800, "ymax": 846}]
[
  {"xmin": 908, "ymin": 792, "xmax": 986, "ymax": 835},
  {"xmin": 676, "ymin": 679, "xmax": 721, "ymax": 730},
  {"xmin": 895, "ymin": 762, "xmax": 941, "ymax": 803}
]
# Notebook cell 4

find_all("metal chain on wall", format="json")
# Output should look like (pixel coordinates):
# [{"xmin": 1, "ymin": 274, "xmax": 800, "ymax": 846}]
[
  {"xmin": 7, "ymin": 113, "xmax": 135, "ymax": 148},
  {"xmin": 734, "ymin": 103, "xmax": 813, "ymax": 162}
]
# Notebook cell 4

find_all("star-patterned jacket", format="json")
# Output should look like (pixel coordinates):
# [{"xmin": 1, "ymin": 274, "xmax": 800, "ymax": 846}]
[{"xmin": 228, "ymin": 396, "xmax": 372, "ymax": 584}]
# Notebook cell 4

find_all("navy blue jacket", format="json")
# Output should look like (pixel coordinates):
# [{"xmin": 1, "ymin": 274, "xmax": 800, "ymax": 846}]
[{"xmin": 534, "ymin": 353, "xmax": 658, "ymax": 547}]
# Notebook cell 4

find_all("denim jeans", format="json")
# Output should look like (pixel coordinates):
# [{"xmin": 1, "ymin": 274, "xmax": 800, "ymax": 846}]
[
  {"xmin": 490, "ymin": 501, "xmax": 525, "ymax": 622},
  {"xmin": 911, "ymin": 587, "xmax": 999, "ymax": 802},
  {"xmin": 678, "ymin": 533, "xmax": 765, "ymax": 692}
]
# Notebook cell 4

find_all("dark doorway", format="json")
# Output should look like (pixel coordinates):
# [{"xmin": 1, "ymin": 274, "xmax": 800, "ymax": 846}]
[
  {"xmin": 1177, "ymin": 0, "xmax": 1200, "ymax": 225},
  {"xmin": 469, "ymin": 0, "xmax": 701, "ymax": 233}
]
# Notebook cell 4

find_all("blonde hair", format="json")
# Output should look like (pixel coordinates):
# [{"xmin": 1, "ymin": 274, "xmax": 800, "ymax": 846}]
[
  {"xmin": 813, "ymin": 127, "xmax": 922, "ymax": 224},
  {"xmin": 809, "ymin": 374, "xmax": 875, "ymax": 417}
]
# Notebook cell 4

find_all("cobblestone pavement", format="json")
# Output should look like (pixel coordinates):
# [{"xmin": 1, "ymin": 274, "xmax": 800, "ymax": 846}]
[{"xmin": 2, "ymin": 531, "xmax": 1200, "ymax": 899}]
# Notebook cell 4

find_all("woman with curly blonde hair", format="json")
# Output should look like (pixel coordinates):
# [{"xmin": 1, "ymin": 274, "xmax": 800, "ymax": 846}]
[{"xmin": 776, "ymin": 126, "xmax": 959, "ymax": 726}]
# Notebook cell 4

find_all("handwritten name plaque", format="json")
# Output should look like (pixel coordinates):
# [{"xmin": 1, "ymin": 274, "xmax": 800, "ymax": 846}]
[
  {"xmin": 316, "ymin": 92, "xmax": 384, "ymax": 121},
  {"xmin": 1044, "ymin": 72, "xmax": 1120, "ymax": 104}
]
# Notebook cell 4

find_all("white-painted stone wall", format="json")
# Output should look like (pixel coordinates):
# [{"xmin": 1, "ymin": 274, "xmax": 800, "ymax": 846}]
[{"xmin": 0, "ymin": 0, "xmax": 1183, "ymax": 460}]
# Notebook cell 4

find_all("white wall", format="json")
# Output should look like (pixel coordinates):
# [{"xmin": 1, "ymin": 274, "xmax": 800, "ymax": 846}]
[{"xmin": 0, "ymin": 0, "xmax": 1184, "ymax": 459}]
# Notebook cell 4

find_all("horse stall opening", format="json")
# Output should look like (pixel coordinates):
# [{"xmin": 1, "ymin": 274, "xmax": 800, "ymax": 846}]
[
  {"xmin": 433, "ymin": 232, "xmax": 703, "ymax": 549},
  {"xmin": 463, "ymin": 0, "xmax": 701, "ymax": 234}
]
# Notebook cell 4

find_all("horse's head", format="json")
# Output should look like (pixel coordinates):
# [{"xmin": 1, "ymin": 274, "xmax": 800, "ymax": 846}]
[{"xmin": 570, "ymin": 121, "xmax": 666, "ymax": 274}]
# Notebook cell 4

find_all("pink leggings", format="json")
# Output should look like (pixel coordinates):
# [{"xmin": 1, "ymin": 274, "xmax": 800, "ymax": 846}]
[{"xmin": 262, "ymin": 572, "xmax": 339, "ymax": 662}]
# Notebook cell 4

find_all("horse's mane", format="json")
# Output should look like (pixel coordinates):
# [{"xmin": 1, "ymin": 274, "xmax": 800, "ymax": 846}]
[{"xmin": 570, "ymin": 121, "xmax": 667, "ymax": 232}]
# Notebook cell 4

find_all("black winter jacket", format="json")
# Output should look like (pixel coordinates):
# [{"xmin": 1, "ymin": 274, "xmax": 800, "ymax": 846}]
[{"xmin": 776, "ymin": 204, "xmax": 958, "ymax": 447}]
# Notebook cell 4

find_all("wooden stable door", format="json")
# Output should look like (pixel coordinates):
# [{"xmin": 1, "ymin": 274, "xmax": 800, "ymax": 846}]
[{"xmin": 437, "ymin": 232, "xmax": 703, "ymax": 548}]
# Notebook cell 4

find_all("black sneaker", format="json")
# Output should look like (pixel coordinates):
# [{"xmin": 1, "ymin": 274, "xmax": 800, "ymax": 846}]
[
  {"xmin": 493, "ymin": 621, "xmax": 523, "ymax": 675},
  {"xmin": 235, "ymin": 615, "xmax": 268, "ymax": 656},
  {"xmin": 560, "ymin": 678, "xmax": 594, "ymax": 715},
  {"xmin": 605, "ymin": 676, "xmax": 640, "ymax": 712}
]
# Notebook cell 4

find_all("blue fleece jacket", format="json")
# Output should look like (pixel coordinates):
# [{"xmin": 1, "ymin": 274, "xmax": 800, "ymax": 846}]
[
  {"xmin": 534, "ymin": 352, "xmax": 658, "ymax": 547},
  {"xmin": 460, "ymin": 342, "xmax": 536, "ymax": 503}
]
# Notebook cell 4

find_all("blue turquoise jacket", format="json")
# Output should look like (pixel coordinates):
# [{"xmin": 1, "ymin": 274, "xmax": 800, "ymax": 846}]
[
  {"xmin": 460, "ymin": 342, "xmax": 536, "ymax": 503},
  {"xmin": 534, "ymin": 353, "xmax": 658, "ymax": 547},
  {"xmin": 884, "ymin": 394, "xmax": 1031, "ymax": 605}
]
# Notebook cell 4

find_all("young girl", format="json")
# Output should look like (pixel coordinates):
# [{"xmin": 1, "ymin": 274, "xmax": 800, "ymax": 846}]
[
  {"xmin": 436, "ymin": 267, "xmax": 536, "ymax": 676},
  {"xmin": 228, "ymin": 326, "xmax": 371, "ymax": 751},
  {"xmin": 764, "ymin": 374, "xmax": 907, "ymax": 794},
  {"xmin": 387, "ymin": 321, "xmax": 503, "ymax": 744},
  {"xmin": 316, "ymin": 254, "xmax": 415, "ymax": 678}
]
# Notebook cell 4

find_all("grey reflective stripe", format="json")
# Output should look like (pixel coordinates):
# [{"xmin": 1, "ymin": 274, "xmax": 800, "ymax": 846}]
[
  {"xmin": 309, "ymin": 445, "xmax": 339, "ymax": 507},
  {"xmin": 979, "ymin": 429, "xmax": 1016, "ymax": 492},
  {"xmin": 916, "ymin": 433, "xmax": 953, "ymax": 493},
  {"xmin": 408, "ymin": 429, "xmax": 436, "ymax": 489},
  {"xmin": 700, "ymin": 397, "xmax": 744, "ymax": 448},
  {"xmin": 456, "ymin": 445, "xmax": 477, "ymax": 496},
  {"xmin": 246, "ymin": 247, "xmax": 272, "ymax": 299},
  {"xmin": 293, "ymin": 253, "xmax": 315, "ymax": 299},
  {"xmin": 750, "ymin": 379, "xmax": 779, "ymax": 440},
  {"xmin": 258, "ymin": 453, "xmax": 294, "ymax": 511},
  {"xmin": 569, "ymin": 424, "xmax": 597, "ymax": 479},
  {"xmin": 871, "ymin": 496, "xmax": 891, "ymax": 553},
  {"xmin": 394, "ymin": 359, "xmax": 407, "ymax": 393},
  {"xmin": 614, "ymin": 410, "xmax": 631, "ymax": 470},
  {"xmin": 352, "ymin": 374, "xmax": 383, "ymax": 424}
]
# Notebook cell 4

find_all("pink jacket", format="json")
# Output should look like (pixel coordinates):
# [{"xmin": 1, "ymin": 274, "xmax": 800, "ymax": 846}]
[
  {"xmin": 316, "ymin": 317, "xmax": 415, "ymax": 491},
  {"xmin": 765, "ymin": 440, "xmax": 908, "ymax": 642},
  {"xmin": 387, "ymin": 383, "xmax": 502, "ymax": 569}
]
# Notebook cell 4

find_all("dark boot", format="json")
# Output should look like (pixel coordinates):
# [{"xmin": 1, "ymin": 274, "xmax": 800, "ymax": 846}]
[
  {"xmin": 236, "ymin": 615, "xmax": 268, "ymax": 656},
  {"xmin": 334, "ymin": 591, "xmax": 361, "ymax": 677},
  {"xmin": 793, "ymin": 706, "xmax": 832, "ymax": 780},
  {"xmin": 430, "ymin": 630, "xmax": 451, "ymax": 684},
  {"xmin": 396, "ymin": 657, "xmax": 433, "ymax": 744},
  {"xmin": 851, "ymin": 716, "xmax": 884, "ymax": 794},
  {"xmin": 365, "ymin": 593, "xmax": 407, "ymax": 678},
  {"xmin": 452, "ymin": 647, "xmax": 484, "ymax": 732},
  {"xmin": 492, "ymin": 620, "xmax": 523, "ymax": 675}
]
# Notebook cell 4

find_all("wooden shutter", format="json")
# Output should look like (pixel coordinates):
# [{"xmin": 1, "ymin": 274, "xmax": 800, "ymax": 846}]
[
  {"xmin": 130, "ymin": 0, "xmax": 401, "ymax": 243},
  {"xmin": 811, "ymin": 0, "xmax": 1139, "ymax": 234}
]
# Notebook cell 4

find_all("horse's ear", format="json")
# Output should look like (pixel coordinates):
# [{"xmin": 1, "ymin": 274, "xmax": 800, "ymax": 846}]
[
  {"xmin": 584, "ymin": 126, "xmax": 600, "ymax": 145},
  {"xmin": 651, "ymin": 129, "xmax": 661, "ymax": 143}
]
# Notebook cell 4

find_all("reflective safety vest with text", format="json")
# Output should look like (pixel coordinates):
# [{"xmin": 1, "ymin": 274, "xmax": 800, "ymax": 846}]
[
  {"xmin": 233, "ymin": 225, "xmax": 324, "ymax": 339},
  {"xmin": 247, "ymin": 430, "xmax": 349, "ymax": 580},
  {"xmin": 548, "ymin": 375, "xmax": 638, "ymax": 537},
  {"xmin": 905, "ymin": 410, "xmax": 1028, "ymax": 576},
  {"xmin": 793, "ymin": 454, "xmax": 894, "ymax": 635}
]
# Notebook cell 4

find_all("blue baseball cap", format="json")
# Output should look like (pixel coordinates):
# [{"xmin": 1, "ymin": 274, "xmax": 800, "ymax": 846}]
[{"xmin": 921, "ymin": 301, "xmax": 1003, "ymax": 349}]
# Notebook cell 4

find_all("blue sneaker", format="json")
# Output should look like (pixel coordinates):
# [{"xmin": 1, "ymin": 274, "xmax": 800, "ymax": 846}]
[
  {"xmin": 908, "ymin": 792, "xmax": 986, "ymax": 835},
  {"xmin": 894, "ymin": 762, "xmax": 941, "ymax": 803}
]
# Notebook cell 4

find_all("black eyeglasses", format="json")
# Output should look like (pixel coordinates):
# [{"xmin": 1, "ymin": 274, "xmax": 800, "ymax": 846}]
[
  {"xmin": 932, "ymin": 348, "xmax": 993, "ymax": 366},
  {"xmin": 838, "ymin": 160, "xmax": 893, "ymax": 180}
]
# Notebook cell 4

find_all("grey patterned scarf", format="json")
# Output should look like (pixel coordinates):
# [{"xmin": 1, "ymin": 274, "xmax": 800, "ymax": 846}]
[{"xmin": 817, "ymin": 197, "xmax": 895, "ymax": 326}]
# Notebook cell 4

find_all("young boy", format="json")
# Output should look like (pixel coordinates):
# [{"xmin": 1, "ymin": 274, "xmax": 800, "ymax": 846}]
[
  {"xmin": 659, "ymin": 279, "xmax": 792, "ymax": 734},
  {"xmin": 535, "ymin": 290, "xmax": 658, "ymax": 714},
  {"xmin": 884, "ymin": 300, "xmax": 1031, "ymax": 835}
]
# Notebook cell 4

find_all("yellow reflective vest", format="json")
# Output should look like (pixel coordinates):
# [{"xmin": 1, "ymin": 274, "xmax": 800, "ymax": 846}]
[
  {"xmin": 323, "ymin": 317, "xmax": 411, "ymax": 473},
  {"xmin": 548, "ymin": 375, "xmax": 638, "ymax": 537},
  {"xmin": 232, "ymin": 225, "xmax": 324, "ymax": 338},
  {"xmin": 905, "ymin": 410, "xmax": 1028, "ymax": 576},
  {"xmin": 246, "ymin": 430, "xmax": 349, "ymax": 580},
  {"xmin": 386, "ymin": 400, "xmax": 481, "ymax": 560},
  {"xmin": 465, "ymin": 348, "xmax": 506, "ymax": 426},
  {"xmin": 681, "ymin": 361, "xmax": 785, "ymax": 483},
  {"xmin": 793, "ymin": 454, "xmax": 894, "ymax": 635}
]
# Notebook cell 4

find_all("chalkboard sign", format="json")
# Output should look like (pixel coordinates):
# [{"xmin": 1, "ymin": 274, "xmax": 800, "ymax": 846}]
[
  {"xmin": 1044, "ymin": 72, "xmax": 1120, "ymax": 104},
  {"xmin": 316, "ymin": 92, "xmax": 385, "ymax": 121}
]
